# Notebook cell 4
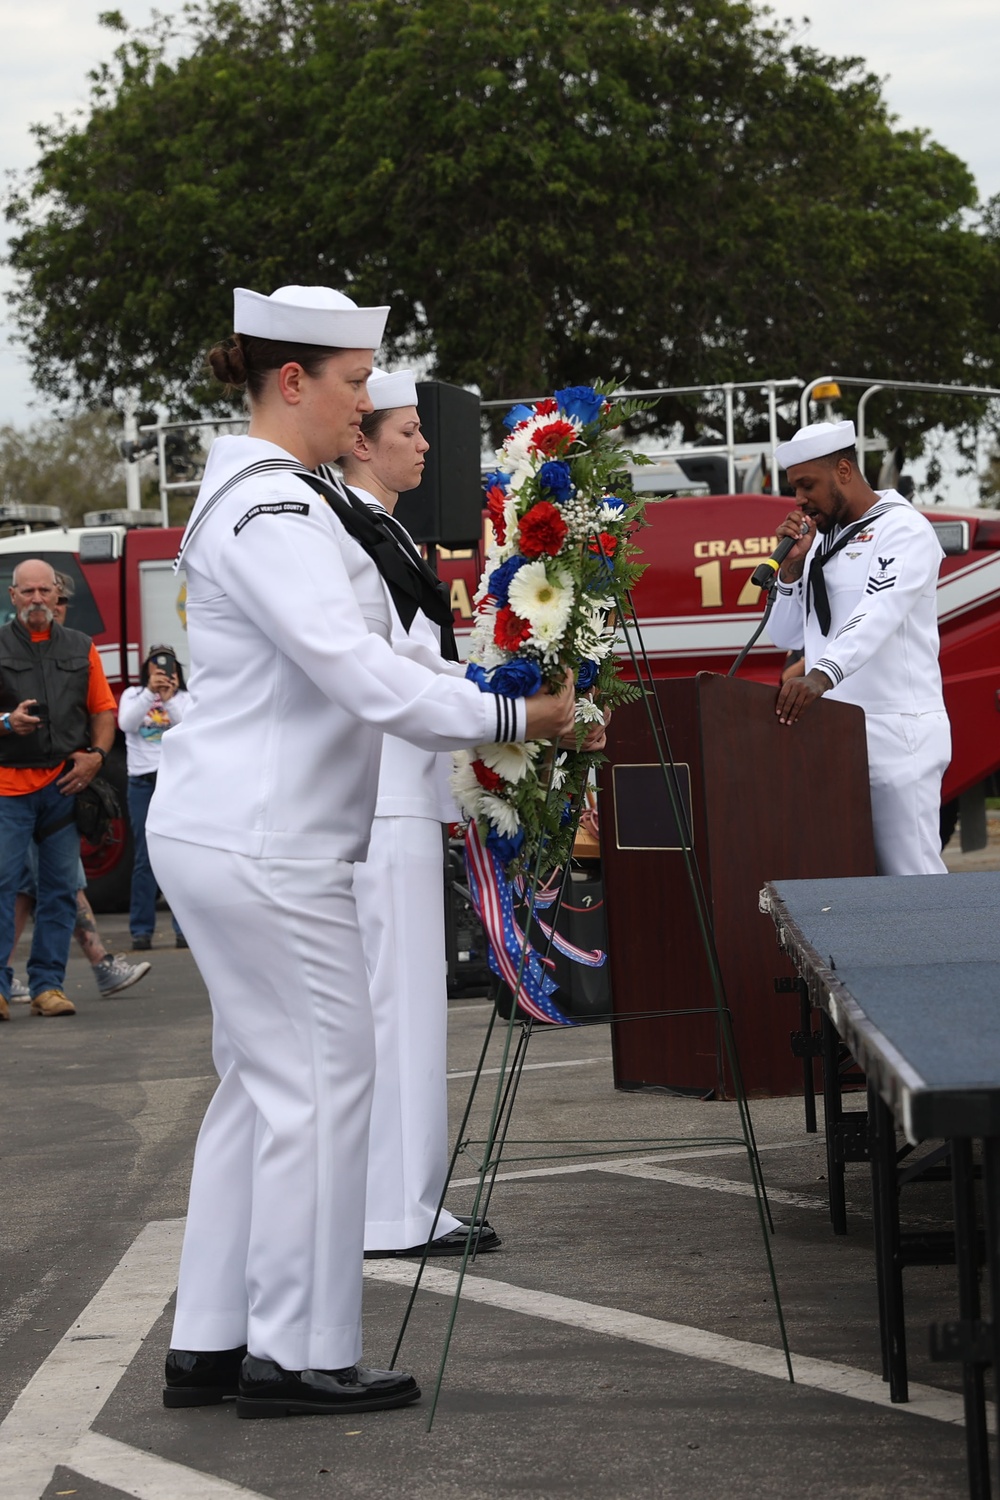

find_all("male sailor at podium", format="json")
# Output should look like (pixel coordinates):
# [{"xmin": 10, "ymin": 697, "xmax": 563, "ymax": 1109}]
[{"xmin": 766, "ymin": 419, "xmax": 950, "ymax": 876}]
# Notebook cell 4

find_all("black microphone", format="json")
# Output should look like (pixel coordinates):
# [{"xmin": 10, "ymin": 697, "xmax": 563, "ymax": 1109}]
[{"xmin": 750, "ymin": 523, "xmax": 808, "ymax": 590}]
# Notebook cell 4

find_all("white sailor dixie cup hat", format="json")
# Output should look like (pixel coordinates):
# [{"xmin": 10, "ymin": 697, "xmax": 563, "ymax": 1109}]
[
  {"xmin": 233, "ymin": 285, "xmax": 390, "ymax": 349},
  {"xmin": 775, "ymin": 419, "xmax": 857, "ymax": 471},
  {"xmin": 367, "ymin": 366, "xmax": 419, "ymax": 410}
]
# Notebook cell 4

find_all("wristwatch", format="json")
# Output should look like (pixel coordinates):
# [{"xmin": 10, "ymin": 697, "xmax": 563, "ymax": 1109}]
[
  {"xmin": 1, "ymin": 713, "xmax": 11, "ymax": 733},
  {"xmin": 85, "ymin": 746, "xmax": 107, "ymax": 763}
]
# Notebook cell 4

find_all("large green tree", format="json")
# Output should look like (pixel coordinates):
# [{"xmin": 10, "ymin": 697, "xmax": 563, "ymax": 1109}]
[{"xmin": 5, "ymin": 0, "xmax": 1000, "ymax": 447}]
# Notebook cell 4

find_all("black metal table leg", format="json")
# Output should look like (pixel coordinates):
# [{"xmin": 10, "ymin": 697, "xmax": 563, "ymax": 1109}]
[
  {"xmin": 951, "ymin": 1138, "xmax": 991, "ymax": 1499},
  {"xmin": 800, "ymin": 984, "xmax": 817, "ymax": 1134},
  {"xmin": 868, "ymin": 1083, "xmax": 890, "ymax": 1384},
  {"xmin": 981, "ymin": 1138, "xmax": 1000, "ymax": 1499},
  {"xmin": 868, "ymin": 1086, "xmax": 907, "ymax": 1400},
  {"xmin": 822, "ymin": 1011, "xmax": 847, "ymax": 1234}
]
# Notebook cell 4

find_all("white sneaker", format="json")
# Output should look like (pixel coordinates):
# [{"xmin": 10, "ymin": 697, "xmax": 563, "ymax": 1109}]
[
  {"xmin": 10, "ymin": 976, "xmax": 30, "ymax": 1003},
  {"xmin": 95, "ymin": 954, "xmax": 152, "ymax": 997}
]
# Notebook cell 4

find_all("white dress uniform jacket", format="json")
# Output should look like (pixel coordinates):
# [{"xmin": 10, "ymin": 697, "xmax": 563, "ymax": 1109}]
[
  {"xmin": 767, "ymin": 491, "xmax": 951, "ymax": 875},
  {"xmin": 148, "ymin": 437, "xmax": 521, "ymax": 858},
  {"xmin": 146, "ymin": 436, "xmax": 524, "ymax": 1373}
]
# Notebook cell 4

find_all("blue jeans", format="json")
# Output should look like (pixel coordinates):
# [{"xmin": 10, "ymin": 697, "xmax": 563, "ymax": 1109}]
[
  {"xmin": 0, "ymin": 779, "xmax": 82, "ymax": 1000},
  {"xmin": 127, "ymin": 774, "xmax": 182, "ymax": 940}
]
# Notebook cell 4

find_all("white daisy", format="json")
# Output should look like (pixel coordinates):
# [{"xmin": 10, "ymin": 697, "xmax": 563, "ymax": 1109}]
[
  {"xmin": 479, "ymin": 794, "xmax": 522, "ymax": 839},
  {"xmin": 450, "ymin": 751, "xmax": 484, "ymax": 820},
  {"xmin": 549, "ymin": 752, "xmax": 569, "ymax": 791},
  {"xmin": 575, "ymin": 696, "xmax": 605, "ymax": 724},
  {"xmin": 477, "ymin": 740, "xmax": 541, "ymax": 785},
  {"xmin": 507, "ymin": 561, "xmax": 573, "ymax": 649}
]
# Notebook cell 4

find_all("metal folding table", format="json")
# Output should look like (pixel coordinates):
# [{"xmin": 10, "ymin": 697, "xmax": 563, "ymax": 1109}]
[{"xmin": 763, "ymin": 872, "xmax": 1000, "ymax": 1499}]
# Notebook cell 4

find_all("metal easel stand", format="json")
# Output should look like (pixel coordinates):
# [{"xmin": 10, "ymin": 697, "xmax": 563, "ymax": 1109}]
[{"xmin": 390, "ymin": 547, "xmax": 793, "ymax": 1429}]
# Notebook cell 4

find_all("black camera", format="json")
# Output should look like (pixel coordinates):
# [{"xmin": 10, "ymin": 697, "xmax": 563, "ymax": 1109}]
[{"xmin": 150, "ymin": 652, "xmax": 177, "ymax": 676}]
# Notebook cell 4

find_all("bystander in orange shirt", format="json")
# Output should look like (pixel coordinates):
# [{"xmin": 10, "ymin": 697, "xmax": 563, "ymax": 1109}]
[{"xmin": 0, "ymin": 631, "xmax": 117, "ymax": 798}]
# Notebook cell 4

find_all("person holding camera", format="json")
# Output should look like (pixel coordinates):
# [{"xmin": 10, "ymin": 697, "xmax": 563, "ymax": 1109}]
[
  {"xmin": 0, "ymin": 558, "xmax": 116, "ymax": 1019},
  {"xmin": 6, "ymin": 574, "xmax": 152, "ymax": 1004},
  {"xmin": 118, "ymin": 645, "xmax": 190, "ymax": 950}
]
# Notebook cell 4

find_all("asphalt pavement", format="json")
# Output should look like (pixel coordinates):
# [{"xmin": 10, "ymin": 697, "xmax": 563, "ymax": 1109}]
[{"xmin": 0, "ymin": 910, "xmax": 981, "ymax": 1499}]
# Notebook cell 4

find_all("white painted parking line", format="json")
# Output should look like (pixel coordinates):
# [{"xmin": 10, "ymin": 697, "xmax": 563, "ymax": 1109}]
[
  {"xmin": 449, "ymin": 1137, "xmax": 809, "ymax": 1189},
  {"xmin": 366, "ymin": 1261, "xmax": 978, "ymax": 1430},
  {"xmin": 67, "ymin": 1430, "xmax": 272, "ymax": 1500},
  {"xmin": 601, "ymin": 1161, "xmax": 829, "ymax": 1212},
  {"xmin": 447, "ymin": 1058, "xmax": 600, "ymax": 1079},
  {"xmin": 0, "ymin": 1218, "xmax": 185, "ymax": 1500}
]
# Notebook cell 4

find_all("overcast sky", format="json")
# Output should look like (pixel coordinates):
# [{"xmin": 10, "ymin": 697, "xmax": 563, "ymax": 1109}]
[{"xmin": 0, "ymin": 0, "xmax": 997, "ymax": 437}]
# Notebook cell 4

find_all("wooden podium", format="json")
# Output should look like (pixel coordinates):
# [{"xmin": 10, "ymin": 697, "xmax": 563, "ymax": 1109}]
[{"xmin": 597, "ymin": 674, "xmax": 876, "ymax": 1097}]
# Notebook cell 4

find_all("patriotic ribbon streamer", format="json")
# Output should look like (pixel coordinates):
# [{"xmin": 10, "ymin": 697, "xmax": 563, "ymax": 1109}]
[
  {"xmin": 514, "ymin": 872, "xmax": 607, "ymax": 969},
  {"xmin": 464, "ymin": 820, "xmax": 577, "ymax": 1027},
  {"xmin": 529, "ymin": 912, "xmax": 606, "ymax": 969}
]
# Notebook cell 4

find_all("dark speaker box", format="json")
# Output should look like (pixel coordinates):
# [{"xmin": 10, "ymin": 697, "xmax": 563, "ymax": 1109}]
[
  {"xmin": 493, "ymin": 872, "xmax": 613, "ymax": 1024},
  {"xmin": 392, "ymin": 381, "xmax": 483, "ymax": 546}
]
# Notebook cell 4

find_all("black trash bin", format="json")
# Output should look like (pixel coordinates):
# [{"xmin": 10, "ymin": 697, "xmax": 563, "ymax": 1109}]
[{"xmin": 493, "ymin": 868, "xmax": 612, "ymax": 1024}]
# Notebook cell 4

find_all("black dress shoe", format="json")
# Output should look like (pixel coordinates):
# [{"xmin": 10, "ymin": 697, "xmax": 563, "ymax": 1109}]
[
  {"xmin": 236, "ymin": 1355, "xmax": 420, "ymax": 1418},
  {"xmin": 365, "ymin": 1219, "xmax": 502, "ymax": 1259},
  {"xmin": 163, "ymin": 1345, "xmax": 247, "ymax": 1407}
]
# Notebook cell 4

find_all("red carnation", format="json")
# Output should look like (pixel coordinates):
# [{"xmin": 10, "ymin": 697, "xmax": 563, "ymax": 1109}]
[
  {"xmin": 518, "ymin": 501, "xmax": 568, "ymax": 559},
  {"xmin": 472, "ymin": 759, "xmax": 505, "ymax": 793},
  {"xmin": 528, "ymin": 419, "xmax": 577, "ymax": 457},
  {"xmin": 589, "ymin": 531, "xmax": 618, "ymax": 557},
  {"xmin": 485, "ymin": 485, "xmax": 507, "ymax": 544},
  {"xmin": 494, "ymin": 604, "xmax": 532, "ymax": 650},
  {"xmin": 534, "ymin": 398, "xmax": 559, "ymax": 416}
]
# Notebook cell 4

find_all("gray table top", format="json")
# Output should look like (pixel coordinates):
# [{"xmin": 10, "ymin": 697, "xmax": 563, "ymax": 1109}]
[{"xmin": 762, "ymin": 874, "xmax": 1000, "ymax": 1142}]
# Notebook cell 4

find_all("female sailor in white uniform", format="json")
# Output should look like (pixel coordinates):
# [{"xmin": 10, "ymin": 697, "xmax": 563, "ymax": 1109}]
[
  {"xmin": 147, "ymin": 286, "xmax": 574, "ymax": 1419},
  {"xmin": 333, "ymin": 368, "xmax": 494, "ymax": 1258}
]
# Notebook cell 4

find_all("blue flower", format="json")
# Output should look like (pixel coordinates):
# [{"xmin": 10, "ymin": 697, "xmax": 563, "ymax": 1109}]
[
  {"xmin": 538, "ymin": 460, "xmax": 573, "ymax": 503},
  {"xmin": 483, "ymin": 468, "xmax": 511, "ymax": 492},
  {"xmin": 560, "ymin": 800, "xmax": 576, "ymax": 827},
  {"xmin": 577, "ymin": 658, "xmax": 599, "ymax": 691},
  {"xmin": 488, "ymin": 554, "xmax": 528, "ymax": 607},
  {"xmin": 503, "ymin": 404, "xmax": 534, "ymax": 430},
  {"xmin": 490, "ymin": 659, "xmax": 544, "ymax": 698},
  {"xmin": 602, "ymin": 493, "xmax": 628, "ymax": 514},
  {"xmin": 554, "ymin": 386, "xmax": 604, "ymax": 427},
  {"xmin": 486, "ymin": 825, "xmax": 526, "ymax": 865},
  {"xmin": 466, "ymin": 658, "xmax": 544, "ymax": 698}
]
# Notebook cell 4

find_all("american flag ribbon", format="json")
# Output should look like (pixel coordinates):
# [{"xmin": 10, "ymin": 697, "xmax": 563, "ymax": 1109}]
[
  {"xmin": 513, "ymin": 874, "xmax": 607, "ymax": 969},
  {"xmin": 464, "ymin": 820, "xmax": 577, "ymax": 1027}
]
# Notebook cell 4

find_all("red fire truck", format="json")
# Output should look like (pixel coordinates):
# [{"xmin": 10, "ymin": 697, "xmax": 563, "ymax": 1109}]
[{"xmin": 1, "ymin": 420, "xmax": 997, "ymax": 907}]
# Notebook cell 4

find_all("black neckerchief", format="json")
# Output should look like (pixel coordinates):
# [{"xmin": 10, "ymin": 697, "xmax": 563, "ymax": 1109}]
[
  {"xmin": 175, "ymin": 457, "xmax": 457, "ymax": 658},
  {"xmin": 301, "ymin": 473, "xmax": 458, "ymax": 659},
  {"xmin": 806, "ymin": 506, "xmax": 895, "ymax": 635},
  {"xmin": 357, "ymin": 498, "xmax": 460, "ymax": 662}
]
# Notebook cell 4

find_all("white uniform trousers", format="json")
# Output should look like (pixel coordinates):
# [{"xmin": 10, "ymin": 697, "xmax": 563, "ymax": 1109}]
[
  {"xmin": 353, "ymin": 816, "xmax": 462, "ymax": 1251},
  {"xmin": 148, "ymin": 833, "xmax": 375, "ymax": 1370},
  {"xmin": 865, "ymin": 710, "xmax": 952, "ymax": 876}
]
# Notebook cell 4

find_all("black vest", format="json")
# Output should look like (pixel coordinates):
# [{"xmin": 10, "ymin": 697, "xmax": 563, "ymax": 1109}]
[{"xmin": 0, "ymin": 621, "xmax": 92, "ymax": 768}]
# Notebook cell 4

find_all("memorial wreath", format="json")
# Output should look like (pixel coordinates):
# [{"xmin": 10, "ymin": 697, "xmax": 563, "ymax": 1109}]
[{"xmin": 452, "ymin": 383, "xmax": 649, "ymax": 1023}]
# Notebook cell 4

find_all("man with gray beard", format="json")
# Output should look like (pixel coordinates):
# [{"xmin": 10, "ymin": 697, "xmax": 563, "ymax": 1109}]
[{"xmin": 0, "ymin": 559, "xmax": 116, "ymax": 1018}]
